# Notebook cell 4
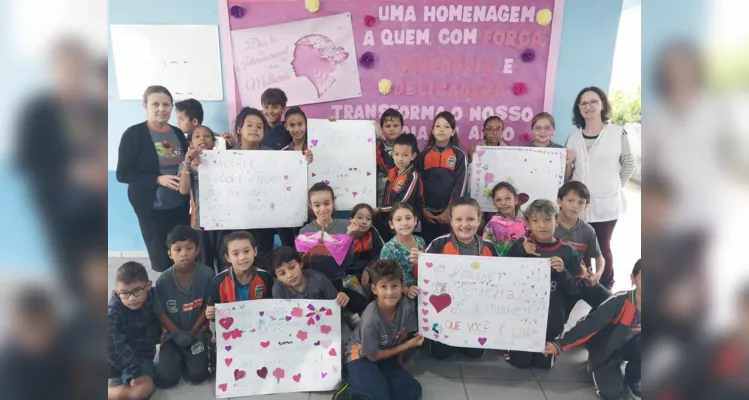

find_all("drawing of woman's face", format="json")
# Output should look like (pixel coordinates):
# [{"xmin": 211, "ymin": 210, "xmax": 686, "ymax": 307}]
[{"xmin": 291, "ymin": 45, "xmax": 335, "ymax": 79}]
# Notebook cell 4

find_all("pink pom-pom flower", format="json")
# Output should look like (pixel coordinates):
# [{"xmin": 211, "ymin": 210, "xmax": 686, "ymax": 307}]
[
  {"xmin": 364, "ymin": 15, "xmax": 377, "ymax": 27},
  {"xmin": 521, "ymin": 132, "xmax": 532, "ymax": 142},
  {"xmin": 513, "ymin": 82, "xmax": 528, "ymax": 96}
]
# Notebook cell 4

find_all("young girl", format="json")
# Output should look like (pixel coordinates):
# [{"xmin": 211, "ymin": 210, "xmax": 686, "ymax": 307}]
[
  {"xmin": 348, "ymin": 204, "xmax": 384, "ymax": 300},
  {"xmin": 415, "ymin": 197, "xmax": 499, "ymax": 360},
  {"xmin": 482, "ymin": 182, "xmax": 528, "ymax": 256},
  {"xmin": 414, "ymin": 111, "xmax": 468, "ymax": 244},
  {"xmin": 370, "ymin": 203, "xmax": 424, "ymax": 301},
  {"xmin": 277, "ymin": 106, "xmax": 313, "ymax": 247},
  {"xmin": 467, "ymin": 116, "xmax": 504, "ymax": 197},
  {"xmin": 179, "ymin": 126, "xmax": 228, "ymax": 272},
  {"xmin": 297, "ymin": 183, "xmax": 369, "ymax": 315},
  {"xmin": 527, "ymin": 112, "xmax": 564, "ymax": 148}
]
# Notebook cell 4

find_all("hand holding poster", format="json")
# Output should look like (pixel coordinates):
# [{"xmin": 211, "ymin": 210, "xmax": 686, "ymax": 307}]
[
  {"xmin": 215, "ymin": 299, "xmax": 342, "ymax": 398},
  {"xmin": 418, "ymin": 253, "xmax": 550, "ymax": 352},
  {"xmin": 470, "ymin": 146, "xmax": 565, "ymax": 212},
  {"xmin": 307, "ymin": 119, "xmax": 377, "ymax": 209},
  {"xmin": 199, "ymin": 150, "xmax": 308, "ymax": 229}
]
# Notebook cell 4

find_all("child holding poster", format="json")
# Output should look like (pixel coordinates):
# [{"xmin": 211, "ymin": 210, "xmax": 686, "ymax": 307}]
[
  {"xmin": 505, "ymin": 199, "xmax": 585, "ymax": 369},
  {"xmin": 482, "ymin": 182, "xmax": 528, "ymax": 256},
  {"xmin": 527, "ymin": 112, "xmax": 564, "ymax": 148},
  {"xmin": 270, "ymin": 246, "xmax": 350, "ymax": 308},
  {"xmin": 419, "ymin": 197, "xmax": 499, "ymax": 360},
  {"xmin": 375, "ymin": 203, "xmax": 424, "ymax": 301},
  {"xmin": 376, "ymin": 108, "xmax": 405, "ymax": 206},
  {"xmin": 339, "ymin": 259, "xmax": 423, "ymax": 400},
  {"xmin": 414, "ymin": 111, "xmax": 468, "ymax": 244}
]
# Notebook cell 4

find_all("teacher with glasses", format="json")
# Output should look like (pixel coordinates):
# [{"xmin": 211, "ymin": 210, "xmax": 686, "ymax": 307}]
[{"xmin": 564, "ymin": 86, "xmax": 636, "ymax": 290}]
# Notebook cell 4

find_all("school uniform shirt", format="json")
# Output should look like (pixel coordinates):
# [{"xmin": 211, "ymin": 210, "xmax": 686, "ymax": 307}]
[
  {"xmin": 154, "ymin": 263, "xmax": 214, "ymax": 332},
  {"xmin": 299, "ymin": 219, "xmax": 354, "ymax": 282},
  {"xmin": 376, "ymin": 140, "xmax": 396, "ymax": 206},
  {"xmin": 414, "ymin": 145, "xmax": 468, "ymax": 213},
  {"xmin": 565, "ymin": 124, "xmax": 635, "ymax": 223},
  {"xmin": 554, "ymin": 218, "xmax": 601, "ymax": 264},
  {"xmin": 272, "ymin": 269, "xmax": 339, "ymax": 300},
  {"xmin": 380, "ymin": 235, "xmax": 425, "ymax": 287},
  {"xmin": 107, "ymin": 289, "xmax": 161, "ymax": 378},
  {"xmin": 527, "ymin": 141, "xmax": 564, "ymax": 148},
  {"xmin": 261, "ymin": 122, "xmax": 292, "ymax": 150},
  {"xmin": 426, "ymin": 234, "xmax": 498, "ymax": 257},
  {"xmin": 350, "ymin": 228, "xmax": 384, "ymax": 276},
  {"xmin": 344, "ymin": 296, "xmax": 417, "ymax": 363},
  {"xmin": 209, "ymin": 267, "xmax": 274, "ymax": 304},
  {"xmin": 380, "ymin": 166, "xmax": 424, "ymax": 213}
]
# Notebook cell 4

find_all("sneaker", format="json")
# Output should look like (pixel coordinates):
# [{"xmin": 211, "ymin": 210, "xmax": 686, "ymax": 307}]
[
  {"xmin": 627, "ymin": 380, "xmax": 641, "ymax": 400},
  {"xmin": 332, "ymin": 381, "xmax": 350, "ymax": 400}
]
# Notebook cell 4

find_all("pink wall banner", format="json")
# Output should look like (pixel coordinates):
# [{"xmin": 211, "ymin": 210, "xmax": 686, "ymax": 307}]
[{"xmin": 220, "ymin": 0, "xmax": 564, "ymax": 147}]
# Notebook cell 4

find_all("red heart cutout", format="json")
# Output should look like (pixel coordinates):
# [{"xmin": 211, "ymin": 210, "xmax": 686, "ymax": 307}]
[
  {"xmin": 218, "ymin": 383, "xmax": 227, "ymax": 392},
  {"xmin": 429, "ymin": 293, "xmax": 452, "ymax": 313},
  {"xmin": 260, "ymin": 341, "xmax": 270, "ymax": 348},
  {"xmin": 329, "ymin": 348, "xmax": 337, "ymax": 356},
  {"xmin": 325, "ymin": 309, "xmax": 333, "ymax": 316},
  {"xmin": 293, "ymin": 373, "xmax": 302, "ymax": 382},
  {"xmin": 219, "ymin": 317, "xmax": 234, "ymax": 330},
  {"xmin": 225, "ymin": 358, "xmax": 233, "ymax": 367},
  {"xmin": 222, "ymin": 331, "xmax": 232, "ymax": 340},
  {"xmin": 235, "ymin": 368, "xmax": 248, "ymax": 380},
  {"xmin": 255, "ymin": 367, "xmax": 267, "ymax": 379},
  {"xmin": 307, "ymin": 317, "xmax": 315, "ymax": 326}
]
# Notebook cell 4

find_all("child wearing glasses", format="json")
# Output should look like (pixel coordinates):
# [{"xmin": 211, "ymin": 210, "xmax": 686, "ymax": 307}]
[
  {"xmin": 528, "ymin": 112, "xmax": 576, "ymax": 182},
  {"xmin": 108, "ymin": 261, "xmax": 160, "ymax": 400},
  {"xmin": 467, "ymin": 116, "xmax": 505, "ymax": 219}
]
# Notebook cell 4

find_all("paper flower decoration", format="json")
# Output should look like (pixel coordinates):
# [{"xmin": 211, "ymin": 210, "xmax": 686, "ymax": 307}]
[
  {"xmin": 305, "ymin": 0, "xmax": 320, "ymax": 13},
  {"xmin": 521, "ymin": 132, "xmax": 532, "ymax": 142},
  {"xmin": 536, "ymin": 9, "xmax": 552, "ymax": 26},
  {"xmin": 229, "ymin": 5, "xmax": 245, "ymax": 19},
  {"xmin": 295, "ymin": 232, "xmax": 352, "ymax": 266},
  {"xmin": 521, "ymin": 48, "xmax": 535, "ymax": 63},
  {"xmin": 513, "ymin": 82, "xmax": 528, "ymax": 96},
  {"xmin": 364, "ymin": 15, "xmax": 377, "ymax": 27},
  {"xmin": 359, "ymin": 51, "xmax": 375, "ymax": 68},
  {"xmin": 378, "ymin": 79, "xmax": 392, "ymax": 95}
]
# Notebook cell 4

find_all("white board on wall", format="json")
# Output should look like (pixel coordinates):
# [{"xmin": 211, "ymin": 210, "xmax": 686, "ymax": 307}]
[{"xmin": 110, "ymin": 25, "xmax": 224, "ymax": 101}]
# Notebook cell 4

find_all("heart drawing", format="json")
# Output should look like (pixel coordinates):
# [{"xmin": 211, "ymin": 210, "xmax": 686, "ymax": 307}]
[
  {"xmin": 235, "ymin": 368, "xmax": 247, "ymax": 380},
  {"xmin": 429, "ymin": 293, "xmax": 452, "ymax": 313},
  {"xmin": 255, "ymin": 367, "xmax": 267, "ymax": 379},
  {"xmin": 218, "ymin": 383, "xmax": 227, "ymax": 392},
  {"xmin": 293, "ymin": 373, "xmax": 302, "ymax": 383},
  {"xmin": 478, "ymin": 337, "xmax": 488, "ymax": 346},
  {"xmin": 218, "ymin": 317, "xmax": 234, "ymax": 330}
]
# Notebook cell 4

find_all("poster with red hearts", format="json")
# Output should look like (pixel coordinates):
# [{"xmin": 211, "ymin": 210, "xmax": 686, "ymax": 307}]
[
  {"xmin": 417, "ymin": 253, "xmax": 550, "ymax": 352},
  {"xmin": 214, "ymin": 299, "xmax": 342, "ymax": 398}
]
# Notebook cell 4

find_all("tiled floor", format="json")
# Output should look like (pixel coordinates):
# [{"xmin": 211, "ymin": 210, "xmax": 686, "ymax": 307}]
[{"xmin": 107, "ymin": 184, "xmax": 641, "ymax": 399}]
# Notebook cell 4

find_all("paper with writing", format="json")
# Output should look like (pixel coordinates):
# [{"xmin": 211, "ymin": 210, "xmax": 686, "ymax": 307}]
[
  {"xmin": 215, "ymin": 299, "xmax": 342, "ymax": 398},
  {"xmin": 418, "ymin": 254, "xmax": 550, "ymax": 352},
  {"xmin": 307, "ymin": 119, "xmax": 376, "ymax": 209},
  {"xmin": 470, "ymin": 146, "xmax": 566, "ymax": 212},
  {"xmin": 199, "ymin": 150, "xmax": 307, "ymax": 229}
]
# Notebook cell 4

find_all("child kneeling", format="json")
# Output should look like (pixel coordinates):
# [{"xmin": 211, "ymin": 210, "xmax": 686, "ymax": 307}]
[{"xmin": 341, "ymin": 260, "xmax": 423, "ymax": 400}]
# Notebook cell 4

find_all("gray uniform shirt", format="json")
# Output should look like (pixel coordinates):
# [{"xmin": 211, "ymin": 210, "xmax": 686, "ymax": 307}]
[
  {"xmin": 344, "ymin": 296, "xmax": 416, "ymax": 363},
  {"xmin": 456, "ymin": 237, "xmax": 481, "ymax": 256},
  {"xmin": 554, "ymin": 218, "xmax": 601, "ymax": 261},
  {"xmin": 154, "ymin": 263, "xmax": 214, "ymax": 331},
  {"xmin": 272, "ymin": 269, "xmax": 338, "ymax": 300}
]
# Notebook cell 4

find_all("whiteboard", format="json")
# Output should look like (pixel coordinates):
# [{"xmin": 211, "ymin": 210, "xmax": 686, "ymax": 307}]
[{"xmin": 110, "ymin": 25, "xmax": 224, "ymax": 101}]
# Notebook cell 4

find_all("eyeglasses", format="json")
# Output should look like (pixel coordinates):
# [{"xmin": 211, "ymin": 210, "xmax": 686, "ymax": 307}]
[
  {"xmin": 116, "ymin": 284, "xmax": 149, "ymax": 299},
  {"xmin": 578, "ymin": 99, "xmax": 600, "ymax": 108},
  {"xmin": 533, "ymin": 125, "xmax": 554, "ymax": 132}
]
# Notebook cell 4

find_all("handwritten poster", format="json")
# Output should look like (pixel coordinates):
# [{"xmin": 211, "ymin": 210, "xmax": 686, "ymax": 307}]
[
  {"xmin": 221, "ymin": 1, "xmax": 563, "ymax": 148},
  {"xmin": 470, "ymin": 146, "xmax": 565, "ymax": 212},
  {"xmin": 231, "ymin": 13, "xmax": 362, "ymax": 108},
  {"xmin": 307, "ymin": 119, "xmax": 377, "ymax": 210},
  {"xmin": 199, "ymin": 150, "xmax": 308, "ymax": 230},
  {"xmin": 418, "ymin": 253, "xmax": 550, "ymax": 352},
  {"xmin": 215, "ymin": 299, "xmax": 342, "ymax": 398}
]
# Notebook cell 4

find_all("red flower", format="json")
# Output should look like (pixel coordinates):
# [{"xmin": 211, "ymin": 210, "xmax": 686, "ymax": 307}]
[
  {"xmin": 513, "ymin": 82, "xmax": 528, "ymax": 96},
  {"xmin": 364, "ymin": 15, "xmax": 376, "ymax": 27}
]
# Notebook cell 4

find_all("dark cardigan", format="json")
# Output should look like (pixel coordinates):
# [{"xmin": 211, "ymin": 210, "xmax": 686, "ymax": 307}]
[{"xmin": 116, "ymin": 121, "xmax": 187, "ymax": 218}]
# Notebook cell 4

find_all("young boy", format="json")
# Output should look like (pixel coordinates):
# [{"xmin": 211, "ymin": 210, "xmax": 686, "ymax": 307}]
[
  {"xmin": 338, "ymin": 259, "xmax": 423, "ymax": 400},
  {"xmin": 153, "ymin": 225, "xmax": 214, "ymax": 388},
  {"xmin": 108, "ymin": 262, "xmax": 160, "ymax": 400},
  {"xmin": 555, "ymin": 181, "xmax": 612, "ymax": 320},
  {"xmin": 376, "ymin": 108, "xmax": 405, "ymax": 207},
  {"xmin": 271, "ymin": 246, "xmax": 350, "ymax": 307},
  {"xmin": 375, "ymin": 133, "xmax": 423, "ymax": 242},
  {"xmin": 175, "ymin": 98, "xmax": 204, "ymax": 137},
  {"xmin": 544, "ymin": 260, "xmax": 642, "ymax": 400},
  {"xmin": 260, "ymin": 88, "xmax": 292, "ymax": 150},
  {"xmin": 505, "ymin": 199, "xmax": 584, "ymax": 369}
]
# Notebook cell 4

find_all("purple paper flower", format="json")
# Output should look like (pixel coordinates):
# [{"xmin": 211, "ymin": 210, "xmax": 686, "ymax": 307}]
[
  {"xmin": 230, "ymin": 5, "xmax": 245, "ymax": 19},
  {"xmin": 359, "ymin": 51, "xmax": 375, "ymax": 69},
  {"xmin": 521, "ymin": 48, "xmax": 535, "ymax": 63}
]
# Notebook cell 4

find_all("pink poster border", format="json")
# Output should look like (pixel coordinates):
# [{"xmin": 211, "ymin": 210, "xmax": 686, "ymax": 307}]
[{"xmin": 218, "ymin": 0, "xmax": 565, "ymax": 124}]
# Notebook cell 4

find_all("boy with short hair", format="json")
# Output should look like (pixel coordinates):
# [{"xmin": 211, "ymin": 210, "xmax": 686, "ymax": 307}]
[
  {"xmin": 544, "ymin": 260, "xmax": 642, "ymax": 400},
  {"xmin": 375, "ymin": 133, "xmax": 423, "ymax": 242},
  {"xmin": 505, "ymin": 199, "xmax": 585, "ymax": 369},
  {"xmin": 376, "ymin": 108, "xmax": 405, "ymax": 207},
  {"xmin": 271, "ymin": 246, "xmax": 350, "ymax": 306},
  {"xmin": 108, "ymin": 261, "xmax": 160, "ymax": 400},
  {"xmin": 337, "ymin": 259, "xmax": 422, "ymax": 400},
  {"xmin": 260, "ymin": 88, "xmax": 292, "ymax": 149},
  {"xmin": 556, "ymin": 181, "xmax": 612, "ymax": 320},
  {"xmin": 153, "ymin": 225, "xmax": 214, "ymax": 388},
  {"xmin": 175, "ymin": 98, "xmax": 204, "ymax": 137}
]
